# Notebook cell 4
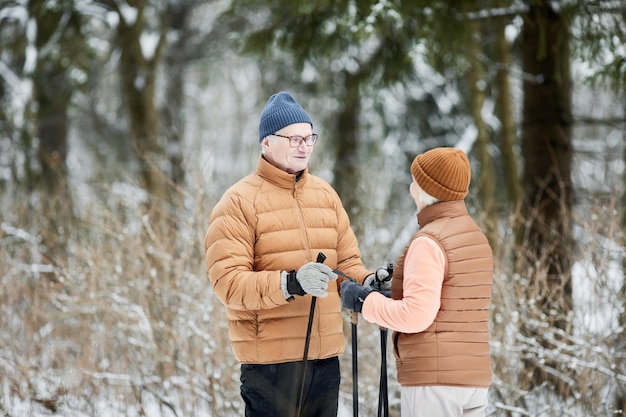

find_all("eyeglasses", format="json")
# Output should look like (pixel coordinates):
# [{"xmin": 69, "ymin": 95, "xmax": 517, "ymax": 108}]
[{"xmin": 273, "ymin": 133, "xmax": 318, "ymax": 147}]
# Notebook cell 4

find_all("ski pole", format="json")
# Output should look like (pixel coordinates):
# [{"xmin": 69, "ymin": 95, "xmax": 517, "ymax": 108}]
[
  {"xmin": 378, "ymin": 263, "xmax": 393, "ymax": 417},
  {"xmin": 378, "ymin": 326, "xmax": 388, "ymax": 417},
  {"xmin": 328, "ymin": 268, "xmax": 360, "ymax": 417},
  {"xmin": 351, "ymin": 308, "xmax": 359, "ymax": 417},
  {"xmin": 296, "ymin": 252, "xmax": 326, "ymax": 417}
]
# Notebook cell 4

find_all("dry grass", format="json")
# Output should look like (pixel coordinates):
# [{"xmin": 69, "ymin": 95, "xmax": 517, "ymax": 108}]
[
  {"xmin": 1, "ymin": 178, "xmax": 624, "ymax": 416},
  {"xmin": 0, "ymin": 176, "xmax": 240, "ymax": 415},
  {"xmin": 488, "ymin": 197, "xmax": 625, "ymax": 416}
]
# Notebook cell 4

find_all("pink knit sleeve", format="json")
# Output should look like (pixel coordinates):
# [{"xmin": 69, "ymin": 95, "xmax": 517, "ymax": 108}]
[{"xmin": 362, "ymin": 236, "xmax": 446, "ymax": 333}]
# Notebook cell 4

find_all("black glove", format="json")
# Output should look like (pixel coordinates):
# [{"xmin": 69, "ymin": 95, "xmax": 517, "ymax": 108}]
[{"xmin": 340, "ymin": 280, "xmax": 374, "ymax": 313}]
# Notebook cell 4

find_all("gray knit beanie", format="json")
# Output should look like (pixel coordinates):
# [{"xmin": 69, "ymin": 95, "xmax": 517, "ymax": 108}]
[{"xmin": 258, "ymin": 92, "xmax": 313, "ymax": 142}]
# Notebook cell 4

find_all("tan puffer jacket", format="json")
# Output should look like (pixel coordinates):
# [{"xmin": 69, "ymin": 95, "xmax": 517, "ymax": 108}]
[
  {"xmin": 205, "ymin": 156, "xmax": 371, "ymax": 364},
  {"xmin": 391, "ymin": 200, "xmax": 493, "ymax": 387}
]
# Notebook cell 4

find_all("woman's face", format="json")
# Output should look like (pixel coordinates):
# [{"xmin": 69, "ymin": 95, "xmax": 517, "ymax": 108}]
[{"xmin": 409, "ymin": 177, "xmax": 428, "ymax": 212}]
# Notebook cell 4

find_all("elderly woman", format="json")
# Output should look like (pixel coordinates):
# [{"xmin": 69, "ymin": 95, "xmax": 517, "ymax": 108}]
[{"xmin": 341, "ymin": 147, "xmax": 494, "ymax": 417}]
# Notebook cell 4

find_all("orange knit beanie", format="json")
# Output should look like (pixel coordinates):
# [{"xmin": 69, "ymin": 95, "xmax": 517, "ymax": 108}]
[{"xmin": 410, "ymin": 148, "xmax": 471, "ymax": 201}]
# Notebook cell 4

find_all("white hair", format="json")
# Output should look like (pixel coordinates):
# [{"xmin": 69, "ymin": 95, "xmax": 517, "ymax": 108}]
[
  {"xmin": 416, "ymin": 183, "xmax": 439, "ymax": 211},
  {"xmin": 260, "ymin": 135, "xmax": 278, "ymax": 155}
]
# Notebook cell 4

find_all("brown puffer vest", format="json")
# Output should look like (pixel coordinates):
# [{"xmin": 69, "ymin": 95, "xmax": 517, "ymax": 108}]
[{"xmin": 391, "ymin": 200, "xmax": 493, "ymax": 387}]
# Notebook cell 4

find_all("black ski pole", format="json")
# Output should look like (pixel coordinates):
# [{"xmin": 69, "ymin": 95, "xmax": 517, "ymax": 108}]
[
  {"xmin": 295, "ymin": 252, "xmax": 326, "ymax": 417},
  {"xmin": 378, "ymin": 263, "xmax": 393, "ymax": 417},
  {"xmin": 326, "ymin": 268, "xmax": 360, "ymax": 417},
  {"xmin": 351, "ymin": 307, "xmax": 359, "ymax": 417},
  {"xmin": 378, "ymin": 326, "xmax": 388, "ymax": 417}
]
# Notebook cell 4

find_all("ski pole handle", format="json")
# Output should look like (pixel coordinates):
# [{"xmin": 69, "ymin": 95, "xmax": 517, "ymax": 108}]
[
  {"xmin": 377, "ymin": 263, "xmax": 394, "ymax": 331},
  {"xmin": 317, "ymin": 252, "xmax": 327, "ymax": 264}
]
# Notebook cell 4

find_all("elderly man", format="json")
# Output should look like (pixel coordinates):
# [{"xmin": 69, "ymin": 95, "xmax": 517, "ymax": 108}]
[{"xmin": 205, "ymin": 91, "xmax": 387, "ymax": 417}]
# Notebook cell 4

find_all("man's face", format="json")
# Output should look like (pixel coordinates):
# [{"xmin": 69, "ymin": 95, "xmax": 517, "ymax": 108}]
[{"xmin": 262, "ymin": 122, "xmax": 314, "ymax": 174}]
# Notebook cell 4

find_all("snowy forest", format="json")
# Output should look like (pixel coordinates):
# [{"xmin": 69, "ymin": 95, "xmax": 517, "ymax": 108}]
[{"xmin": 1, "ymin": 0, "xmax": 625, "ymax": 416}]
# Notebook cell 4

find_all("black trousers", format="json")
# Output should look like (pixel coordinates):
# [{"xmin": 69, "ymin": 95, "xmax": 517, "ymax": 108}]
[{"xmin": 240, "ymin": 356, "xmax": 340, "ymax": 417}]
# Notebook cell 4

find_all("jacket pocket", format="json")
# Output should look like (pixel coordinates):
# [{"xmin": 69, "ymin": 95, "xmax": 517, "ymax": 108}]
[{"xmin": 393, "ymin": 332, "xmax": 401, "ymax": 361}]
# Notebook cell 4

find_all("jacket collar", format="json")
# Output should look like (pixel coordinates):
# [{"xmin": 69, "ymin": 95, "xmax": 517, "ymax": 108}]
[
  {"xmin": 256, "ymin": 155, "xmax": 308, "ymax": 189},
  {"xmin": 417, "ymin": 200, "xmax": 468, "ymax": 228}
]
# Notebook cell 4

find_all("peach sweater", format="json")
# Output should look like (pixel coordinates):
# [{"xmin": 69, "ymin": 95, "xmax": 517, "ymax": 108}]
[{"xmin": 362, "ymin": 236, "xmax": 444, "ymax": 332}]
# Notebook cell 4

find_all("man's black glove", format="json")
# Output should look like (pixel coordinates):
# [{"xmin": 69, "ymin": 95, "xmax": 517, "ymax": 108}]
[{"xmin": 340, "ymin": 280, "xmax": 374, "ymax": 313}]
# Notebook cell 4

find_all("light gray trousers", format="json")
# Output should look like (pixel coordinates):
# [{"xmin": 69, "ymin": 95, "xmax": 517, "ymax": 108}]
[{"xmin": 401, "ymin": 386, "xmax": 489, "ymax": 417}]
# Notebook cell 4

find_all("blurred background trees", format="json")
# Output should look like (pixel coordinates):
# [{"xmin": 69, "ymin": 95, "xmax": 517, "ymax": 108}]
[{"xmin": 0, "ymin": 0, "xmax": 625, "ymax": 415}]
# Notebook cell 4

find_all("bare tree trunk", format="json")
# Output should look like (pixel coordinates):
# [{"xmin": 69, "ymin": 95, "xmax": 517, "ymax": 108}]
[
  {"xmin": 115, "ymin": 0, "xmax": 170, "ymax": 230},
  {"xmin": 617, "ymin": 92, "xmax": 626, "ymax": 417},
  {"xmin": 162, "ymin": 1, "xmax": 194, "ymax": 187},
  {"xmin": 494, "ymin": 10, "xmax": 521, "ymax": 208},
  {"xmin": 30, "ymin": 0, "xmax": 73, "ymax": 191},
  {"xmin": 519, "ymin": 0, "xmax": 574, "ymax": 395},
  {"xmin": 467, "ymin": 20, "xmax": 497, "ymax": 250},
  {"xmin": 34, "ymin": 79, "xmax": 69, "ymax": 191},
  {"xmin": 29, "ymin": 0, "xmax": 80, "ymax": 267},
  {"xmin": 332, "ymin": 74, "xmax": 363, "ymax": 234}
]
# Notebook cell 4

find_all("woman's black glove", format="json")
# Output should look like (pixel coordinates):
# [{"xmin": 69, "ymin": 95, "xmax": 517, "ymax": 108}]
[{"xmin": 340, "ymin": 280, "xmax": 374, "ymax": 313}]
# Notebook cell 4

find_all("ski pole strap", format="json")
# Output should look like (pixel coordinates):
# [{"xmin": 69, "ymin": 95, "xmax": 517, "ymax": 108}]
[
  {"xmin": 350, "ymin": 310, "xmax": 358, "ymax": 325},
  {"xmin": 333, "ymin": 269, "xmax": 356, "ymax": 282}
]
